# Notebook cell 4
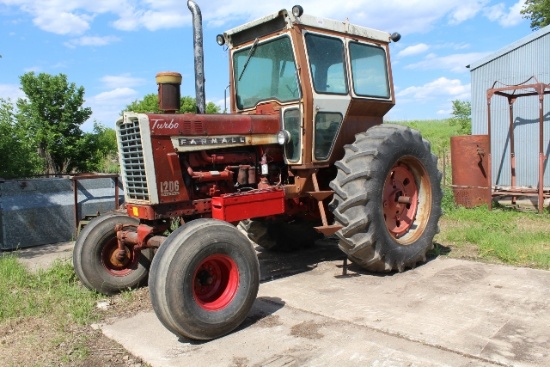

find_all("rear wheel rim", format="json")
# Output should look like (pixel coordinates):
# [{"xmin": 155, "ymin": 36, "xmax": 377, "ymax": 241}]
[
  {"xmin": 193, "ymin": 254, "xmax": 239, "ymax": 311},
  {"xmin": 383, "ymin": 161, "xmax": 420, "ymax": 239}
]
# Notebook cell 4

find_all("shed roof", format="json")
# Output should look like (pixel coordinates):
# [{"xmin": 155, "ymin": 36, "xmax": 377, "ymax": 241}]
[{"xmin": 469, "ymin": 25, "xmax": 550, "ymax": 71}]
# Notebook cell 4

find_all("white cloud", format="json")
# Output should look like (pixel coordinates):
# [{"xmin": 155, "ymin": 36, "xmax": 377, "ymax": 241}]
[
  {"xmin": 405, "ymin": 52, "xmax": 491, "ymax": 73},
  {"xmin": 84, "ymin": 87, "xmax": 139, "ymax": 130},
  {"xmin": 100, "ymin": 74, "xmax": 147, "ymax": 89},
  {"xmin": 0, "ymin": 84, "xmax": 24, "ymax": 101},
  {"xmin": 397, "ymin": 77, "xmax": 470, "ymax": 101},
  {"xmin": 435, "ymin": 42, "xmax": 471, "ymax": 50},
  {"xmin": 448, "ymin": 0, "xmax": 489, "ymax": 24},
  {"xmin": 0, "ymin": 0, "xmax": 524, "ymax": 38},
  {"xmin": 0, "ymin": 0, "xmax": 131, "ymax": 35},
  {"xmin": 397, "ymin": 43, "xmax": 430, "ymax": 57},
  {"xmin": 484, "ymin": 0, "xmax": 525, "ymax": 27},
  {"xmin": 32, "ymin": 9, "xmax": 91, "ymax": 35},
  {"xmin": 64, "ymin": 35, "xmax": 120, "ymax": 48},
  {"xmin": 114, "ymin": 8, "xmax": 187, "ymax": 31},
  {"xmin": 91, "ymin": 87, "xmax": 137, "ymax": 102}
]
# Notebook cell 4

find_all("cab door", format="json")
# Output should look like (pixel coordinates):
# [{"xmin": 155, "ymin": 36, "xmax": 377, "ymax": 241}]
[{"xmin": 304, "ymin": 32, "xmax": 351, "ymax": 162}]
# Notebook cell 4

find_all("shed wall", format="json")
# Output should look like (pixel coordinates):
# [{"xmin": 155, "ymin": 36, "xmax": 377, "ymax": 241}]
[
  {"xmin": 0, "ymin": 177, "xmax": 124, "ymax": 250},
  {"xmin": 471, "ymin": 30, "xmax": 550, "ymax": 188}
]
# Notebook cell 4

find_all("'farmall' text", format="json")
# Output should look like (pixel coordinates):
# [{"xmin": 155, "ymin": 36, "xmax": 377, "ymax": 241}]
[{"xmin": 179, "ymin": 136, "xmax": 246, "ymax": 146}]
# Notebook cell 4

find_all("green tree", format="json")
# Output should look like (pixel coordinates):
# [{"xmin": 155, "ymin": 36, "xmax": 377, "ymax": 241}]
[
  {"xmin": 521, "ymin": 0, "xmax": 550, "ymax": 30},
  {"xmin": 124, "ymin": 94, "xmax": 220, "ymax": 114},
  {"xmin": 16, "ymin": 72, "xmax": 92, "ymax": 175},
  {"xmin": 0, "ymin": 98, "xmax": 43, "ymax": 178},
  {"xmin": 71, "ymin": 123, "xmax": 119, "ymax": 173},
  {"xmin": 449, "ymin": 100, "xmax": 471, "ymax": 135}
]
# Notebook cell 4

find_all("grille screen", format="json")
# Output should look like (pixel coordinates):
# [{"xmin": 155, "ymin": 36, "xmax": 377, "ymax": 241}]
[{"xmin": 118, "ymin": 119, "xmax": 150, "ymax": 201}]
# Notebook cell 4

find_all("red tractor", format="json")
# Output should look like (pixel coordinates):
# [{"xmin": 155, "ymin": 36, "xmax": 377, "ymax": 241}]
[{"xmin": 73, "ymin": 1, "xmax": 442, "ymax": 340}]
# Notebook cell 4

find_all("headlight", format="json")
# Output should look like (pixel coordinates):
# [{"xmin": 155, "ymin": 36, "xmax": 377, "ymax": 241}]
[
  {"xmin": 292, "ymin": 5, "xmax": 304, "ymax": 17},
  {"xmin": 216, "ymin": 34, "xmax": 225, "ymax": 46},
  {"xmin": 277, "ymin": 130, "xmax": 291, "ymax": 145}
]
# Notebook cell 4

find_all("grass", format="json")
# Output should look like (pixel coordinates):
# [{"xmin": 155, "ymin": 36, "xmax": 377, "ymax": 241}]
[
  {"xmin": 0, "ymin": 253, "xmax": 152, "ymax": 366},
  {"xmin": 394, "ymin": 119, "xmax": 550, "ymax": 270},
  {"xmin": 0, "ymin": 254, "xmax": 101, "ymax": 325},
  {"xmin": 0, "ymin": 254, "xmax": 105, "ymax": 366},
  {"xmin": 436, "ymin": 205, "xmax": 550, "ymax": 269},
  {"xmin": 392, "ymin": 119, "xmax": 463, "ymax": 156}
]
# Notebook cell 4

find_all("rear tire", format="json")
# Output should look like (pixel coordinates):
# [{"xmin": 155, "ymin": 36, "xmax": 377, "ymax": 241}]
[
  {"xmin": 149, "ymin": 219, "xmax": 260, "ymax": 340},
  {"xmin": 238, "ymin": 219, "xmax": 322, "ymax": 251},
  {"xmin": 72, "ymin": 213, "xmax": 153, "ymax": 295},
  {"xmin": 329, "ymin": 124, "xmax": 442, "ymax": 272}
]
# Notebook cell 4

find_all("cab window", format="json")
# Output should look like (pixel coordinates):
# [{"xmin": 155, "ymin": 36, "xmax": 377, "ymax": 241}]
[
  {"xmin": 305, "ymin": 34, "xmax": 348, "ymax": 95},
  {"xmin": 233, "ymin": 36, "xmax": 300, "ymax": 109},
  {"xmin": 349, "ymin": 42, "xmax": 390, "ymax": 99}
]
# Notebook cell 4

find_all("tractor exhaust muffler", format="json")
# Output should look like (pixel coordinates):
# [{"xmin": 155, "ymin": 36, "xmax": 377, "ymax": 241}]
[{"xmin": 187, "ymin": 0, "xmax": 206, "ymax": 114}]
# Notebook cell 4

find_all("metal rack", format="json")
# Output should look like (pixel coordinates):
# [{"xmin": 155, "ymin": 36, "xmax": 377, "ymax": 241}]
[{"xmin": 486, "ymin": 77, "xmax": 550, "ymax": 213}]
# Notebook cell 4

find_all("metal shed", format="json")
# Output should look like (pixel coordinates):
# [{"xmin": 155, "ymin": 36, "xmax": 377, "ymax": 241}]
[{"xmin": 469, "ymin": 26, "xmax": 550, "ymax": 195}]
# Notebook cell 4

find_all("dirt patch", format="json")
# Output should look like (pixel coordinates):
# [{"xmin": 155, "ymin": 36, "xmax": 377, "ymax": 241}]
[
  {"xmin": 0, "ymin": 286, "xmax": 153, "ymax": 367},
  {"xmin": 100, "ymin": 287, "xmax": 153, "ymax": 322},
  {"xmin": 231, "ymin": 356, "xmax": 250, "ymax": 367},
  {"xmin": 514, "ymin": 216, "xmax": 550, "ymax": 232},
  {"xmin": 446, "ymin": 243, "xmax": 481, "ymax": 261},
  {"xmin": 290, "ymin": 320, "xmax": 324, "ymax": 340},
  {"xmin": 255, "ymin": 314, "xmax": 283, "ymax": 328},
  {"xmin": 0, "ymin": 317, "xmax": 146, "ymax": 367}
]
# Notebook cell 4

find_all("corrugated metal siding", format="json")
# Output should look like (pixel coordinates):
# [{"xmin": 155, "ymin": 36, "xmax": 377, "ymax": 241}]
[{"xmin": 471, "ymin": 29, "xmax": 550, "ymax": 188}]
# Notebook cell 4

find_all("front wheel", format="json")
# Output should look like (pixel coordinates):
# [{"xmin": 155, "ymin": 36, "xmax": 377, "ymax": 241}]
[
  {"xmin": 149, "ymin": 219, "xmax": 260, "ymax": 340},
  {"xmin": 72, "ymin": 213, "xmax": 153, "ymax": 295},
  {"xmin": 329, "ymin": 124, "xmax": 442, "ymax": 272}
]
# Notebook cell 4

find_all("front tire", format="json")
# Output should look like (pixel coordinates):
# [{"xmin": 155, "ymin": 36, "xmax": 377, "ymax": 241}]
[
  {"xmin": 72, "ymin": 213, "xmax": 153, "ymax": 295},
  {"xmin": 149, "ymin": 219, "xmax": 260, "ymax": 340},
  {"xmin": 329, "ymin": 124, "xmax": 442, "ymax": 272}
]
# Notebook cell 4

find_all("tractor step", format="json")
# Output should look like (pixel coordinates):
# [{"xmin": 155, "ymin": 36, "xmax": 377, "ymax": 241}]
[
  {"xmin": 306, "ymin": 190, "xmax": 334, "ymax": 201},
  {"xmin": 314, "ymin": 224, "xmax": 342, "ymax": 236}
]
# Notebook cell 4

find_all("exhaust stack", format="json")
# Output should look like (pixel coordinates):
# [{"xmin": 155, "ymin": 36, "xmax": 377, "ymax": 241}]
[{"xmin": 187, "ymin": 0, "xmax": 206, "ymax": 114}]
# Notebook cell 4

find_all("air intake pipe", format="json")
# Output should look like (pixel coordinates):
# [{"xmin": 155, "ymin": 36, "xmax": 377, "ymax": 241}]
[{"xmin": 187, "ymin": 0, "xmax": 206, "ymax": 114}]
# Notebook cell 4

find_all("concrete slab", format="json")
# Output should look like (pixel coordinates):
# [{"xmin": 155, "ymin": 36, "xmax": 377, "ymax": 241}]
[
  {"xmin": 101, "ymin": 257, "xmax": 550, "ymax": 367},
  {"xmin": 9, "ymin": 242, "xmax": 74, "ymax": 272}
]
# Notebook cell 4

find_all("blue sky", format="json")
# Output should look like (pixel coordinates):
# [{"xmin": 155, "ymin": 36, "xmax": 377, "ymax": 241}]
[{"xmin": 0, "ymin": 0, "xmax": 532, "ymax": 131}]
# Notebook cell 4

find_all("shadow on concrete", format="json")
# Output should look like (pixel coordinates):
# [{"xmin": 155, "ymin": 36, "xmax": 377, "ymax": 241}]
[
  {"xmin": 176, "ymin": 297, "xmax": 286, "ymax": 345},
  {"xmin": 331, "ymin": 242, "xmax": 454, "ymax": 279},
  {"xmin": 6, "ymin": 242, "xmax": 73, "ymax": 259},
  {"xmin": 257, "ymin": 238, "xmax": 344, "ymax": 283},
  {"xmin": 239, "ymin": 297, "xmax": 286, "ymax": 329}
]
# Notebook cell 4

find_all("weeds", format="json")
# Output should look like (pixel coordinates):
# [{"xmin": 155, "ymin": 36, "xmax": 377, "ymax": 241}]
[
  {"xmin": 0, "ymin": 254, "xmax": 101, "ymax": 325},
  {"xmin": 437, "ymin": 203, "xmax": 550, "ymax": 269}
]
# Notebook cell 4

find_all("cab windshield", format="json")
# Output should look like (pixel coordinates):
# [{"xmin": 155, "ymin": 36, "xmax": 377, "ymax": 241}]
[{"xmin": 233, "ymin": 36, "xmax": 300, "ymax": 110}]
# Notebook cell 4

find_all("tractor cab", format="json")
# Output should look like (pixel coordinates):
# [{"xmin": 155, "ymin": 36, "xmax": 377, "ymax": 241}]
[{"xmin": 219, "ymin": 5, "xmax": 400, "ymax": 166}]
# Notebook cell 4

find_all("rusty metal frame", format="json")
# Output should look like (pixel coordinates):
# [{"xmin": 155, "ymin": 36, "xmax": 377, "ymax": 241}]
[
  {"xmin": 72, "ymin": 174, "xmax": 120, "ymax": 230},
  {"xmin": 486, "ymin": 77, "xmax": 550, "ymax": 213}
]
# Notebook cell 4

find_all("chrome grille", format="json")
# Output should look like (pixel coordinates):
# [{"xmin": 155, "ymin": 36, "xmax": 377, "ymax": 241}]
[{"xmin": 118, "ymin": 119, "xmax": 150, "ymax": 201}]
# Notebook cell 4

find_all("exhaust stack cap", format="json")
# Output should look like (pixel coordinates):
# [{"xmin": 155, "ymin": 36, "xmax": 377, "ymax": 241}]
[{"xmin": 156, "ymin": 71, "xmax": 182, "ymax": 113}]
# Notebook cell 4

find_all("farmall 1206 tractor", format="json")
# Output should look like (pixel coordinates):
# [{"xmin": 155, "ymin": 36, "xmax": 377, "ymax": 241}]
[{"xmin": 73, "ymin": 1, "xmax": 442, "ymax": 340}]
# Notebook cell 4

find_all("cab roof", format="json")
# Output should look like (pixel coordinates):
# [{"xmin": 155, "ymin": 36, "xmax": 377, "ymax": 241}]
[{"xmin": 223, "ymin": 8, "xmax": 391, "ymax": 48}]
